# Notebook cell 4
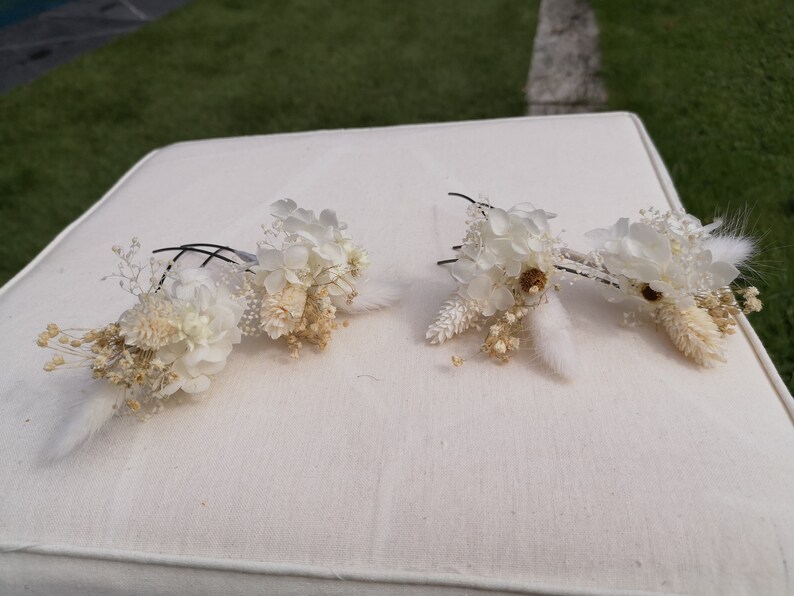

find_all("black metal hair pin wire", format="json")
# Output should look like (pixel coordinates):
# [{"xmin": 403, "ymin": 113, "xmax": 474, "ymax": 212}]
[
  {"xmin": 435, "ymin": 193, "xmax": 620, "ymax": 288},
  {"xmin": 436, "ymin": 192, "xmax": 488, "ymax": 265},
  {"xmin": 151, "ymin": 243, "xmax": 256, "ymax": 290}
]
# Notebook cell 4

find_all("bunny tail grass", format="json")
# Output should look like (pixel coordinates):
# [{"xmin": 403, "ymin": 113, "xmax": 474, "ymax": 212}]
[
  {"xmin": 46, "ymin": 391, "xmax": 119, "ymax": 460},
  {"xmin": 332, "ymin": 279, "xmax": 402, "ymax": 314},
  {"xmin": 526, "ymin": 292, "xmax": 576, "ymax": 378},
  {"xmin": 704, "ymin": 235, "xmax": 756, "ymax": 268}
]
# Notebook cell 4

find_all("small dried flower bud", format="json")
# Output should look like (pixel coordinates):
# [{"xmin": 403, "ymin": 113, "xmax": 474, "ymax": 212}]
[
  {"xmin": 127, "ymin": 399, "xmax": 141, "ymax": 412},
  {"xmin": 640, "ymin": 283, "xmax": 662, "ymax": 302},
  {"xmin": 520, "ymin": 268, "xmax": 547, "ymax": 293},
  {"xmin": 43, "ymin": 363, "xmax": 56, "ymax": 372},
  {"xmin": 451, "ymin": 355, "xmax": 464, "ymax": 367},
  {"xmin": 51, "ymin": 354, "xmax": 65, "ymax": 366},
  {"xmin": 70, "ymin": 340, "xmax": 82, "ymax": 347},
  {"xmin": 743, "ymin": 296, "xmax": 763, "ymax": 314},
  {"xmin": 58, "ymin": 335, "xmax": 70, "ymax": 344}
]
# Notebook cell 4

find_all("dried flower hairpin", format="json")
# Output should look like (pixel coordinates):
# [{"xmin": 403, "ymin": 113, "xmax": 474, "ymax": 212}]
[
  {"xmin": 234, "ymin": 199, "xmax": 400, "ymax": 355},
  {"xmin": 39, "ymin": 200, "xmax": 398, "ymax": 458},
  {"xmin": 583, "ymin": 207, "xmax": 761, "ymax": 366},
  {"xmin": 427, "ymin": 193, "xmax": 576, "ymax": 377}
]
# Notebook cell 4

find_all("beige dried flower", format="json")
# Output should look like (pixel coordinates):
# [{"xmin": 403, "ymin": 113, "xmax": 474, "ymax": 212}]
[
  {"xmin": 260, "ymin": 284, "xmax": 308, "ymax": 340},
  {"xmin": 481, "ymin": 306, "xmax": 524, "ymax": 363},
  {"xmin": 287, "ymin": 287, "xmax": 337, "ymax": 355},
  {"xmin": 520, "ymin": 268, "xmax": 547, "ymax": 294},
  {"xmin": 655, "ymin": 302, "xmax": 725, "ymax": 366},
  {"xmin": 739, "ymin": 286, "xmax": 763, "ymax": 314},
  {"xmin": 695, "ymin": 288, "xmax": 739, "ymax": 336},
  {"xmin": 118, "ymin": 293, "xmax": 179, "ymax": 351}
]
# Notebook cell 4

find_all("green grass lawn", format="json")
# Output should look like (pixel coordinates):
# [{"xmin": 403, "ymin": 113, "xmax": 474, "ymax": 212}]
[
  {"xmin": 595, "ymin": 0, "xmax": 794, "ymax": 391},
  {"xmin": 0, "ymin": 0, "xmax": 536, "ymax": 281}
]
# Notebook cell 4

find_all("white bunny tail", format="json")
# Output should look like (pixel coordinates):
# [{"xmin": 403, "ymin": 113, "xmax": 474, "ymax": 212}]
[
  {"xmin": 525, "ymin": 291, "xmax": 576, "ymax": 379},
  {"xmin": 332, "ymin": 279, "xmax": 402, "ymax": 314},
  {"xmin": 46, "ymin": 391, "xmax": 120, "ymax": 460},
  {"xmin": 704, "ymin": 235, "xmax": 756, "ymax": 268}
]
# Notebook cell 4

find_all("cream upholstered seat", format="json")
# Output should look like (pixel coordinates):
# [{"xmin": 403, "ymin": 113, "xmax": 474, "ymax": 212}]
[{"xmin": 1, "ymin": 113, "xmax": 792, "ymax": 595}]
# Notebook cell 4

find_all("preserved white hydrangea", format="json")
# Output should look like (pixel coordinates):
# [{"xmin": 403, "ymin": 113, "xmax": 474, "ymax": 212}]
[
  {"xmin": 245, "ymin": 199, "xmax": 385, "ymax": 356},
  {"xmin": 586, "ymin": 207, "xmax": 761, "ymax": 367},
  {"xmin": 157, "ymin": 269, "xmax": 245, "ymax": 395}
]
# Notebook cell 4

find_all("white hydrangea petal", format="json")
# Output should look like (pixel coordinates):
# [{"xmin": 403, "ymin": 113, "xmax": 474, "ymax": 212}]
[
  {"xmin": 629, "ymin": 260, "xmax": 662, "ymax": 283},
  {"xmin": 257, "ymin": 248, "xmax": 284, "ymax": 271},
  {"xmin": 181, "ymin": 375, "xmax": 211, "ymax": 394},
  {"xmin": 466, "ymin": 274, "xmax": 493, "ymax": 301},
  {"xmin": 264, "ymin": 269, "xmax": 287, "ymax": 294},
  {"xmin": 509, "ymin": 202, "xmax": 536, "ymax": 215},
  {"xmin": 709, "ymin": 261, "xmax": 740, "ymax": 287},
  {"xmin": 200, "ymin": 359, "xmax": 227, "ymax": 376},
  {"xmin": 284, "ymin": 269, "xmax": 303, "ymax": 285},
  {"xmin": 488, "ymin": 238, "xmax": 514, "ymax": 259},
  {"xmin": 492, "ymin": 286, "xmax": 515, "ymax": 311},
  {"xmin": 488, "ymin": 208, "xmax": 510, "ymax": 236},
  {"xmin": 284, "ymin": 244, "xmax": 309, "ymax": 269},
  {"xmin": 315, "ymin": 242, "xmax": 346, "ymax": 265},
  {"xmin": 161, "ymin": 377, "xmax": 184, "ymax": 396},
  {"xmin": 319, "ymin": 209, "xmax": 339, "ymax": 229},
  {"xmin": 584, "ymin": 227, "xmax": 614, "ymax": 248},
  {"xmin": 505, "ymin": 259, "xmax": 522, "ymax": 278},
  {"xmin": 270, "ymin": 198, "xmax": 297, "ymax": 219},
  {"xmin": 452, "ymin": 259, "xmax": 476, "ymax": 283}
]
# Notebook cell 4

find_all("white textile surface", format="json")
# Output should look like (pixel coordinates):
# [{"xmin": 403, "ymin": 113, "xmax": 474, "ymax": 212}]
[{"xmin": 1, "ymin": 113, "xmax": 792, "ymax": 595}]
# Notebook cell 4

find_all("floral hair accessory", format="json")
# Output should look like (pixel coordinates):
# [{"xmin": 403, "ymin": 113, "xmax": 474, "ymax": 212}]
[
  {"xmin": 584, "ymin": 207, "xmax": 761, "ymax": 366},
  {"xmin": 39, "ymin": 200, "xmax": 398, "ymax": 458},
  {"xmin": 427, "ymin": 193, "xmax": 576, "ymax": 377},
  {"xmin": 236, "ymin": 199, "xmax": 399, "ymax": 356}
]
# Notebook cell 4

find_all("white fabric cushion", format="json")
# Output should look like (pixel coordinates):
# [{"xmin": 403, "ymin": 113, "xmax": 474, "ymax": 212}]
[{"xmin": 1, "ymin": 113, "xmax": 792, "ymax": 595}]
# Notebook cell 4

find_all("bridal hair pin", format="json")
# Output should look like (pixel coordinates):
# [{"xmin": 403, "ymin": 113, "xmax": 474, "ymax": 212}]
[
  {"xmin": 427, "ymin": 194, "xmax": 762, "ymax": 373},
  {"xmin": 38, "ymin": 200, "xmax": 398, "ymax": 458},
  {"xmin": 427, "ymin": 193, "xmax": 576, "ymax": 377},
  {"xmin": 583, "ymin": 207, "xmax": 761, "ymax": 367}
]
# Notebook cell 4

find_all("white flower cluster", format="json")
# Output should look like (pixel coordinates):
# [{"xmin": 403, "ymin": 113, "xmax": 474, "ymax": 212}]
[
  {"xmin": 245, "ymin": 200, "xmax": 371, "ymax": 354},
  {"xmin": 448, "ymin": 203, "xmax": 559, "ymax": 316},
  {"xmin": 118, "ymin": 267, "xmax": 245, "ymax": 396},
  {"xmin": 586, "ymin": 208, "xmax": 740, "ymax": 310},
  {"xmin": 39, "ymin": 205, "xmax": 397, "ymax": 456},
  {"xmin": 428, "ymin": 201, "xmax": 574, "ymax": 375},
  {"xmin": 586, "ymin": 207, "xmax": 761, "ymax": 366},
  {"xmin": 127, "ymin": 268, "xmax": 245, "ymax": 395},
  {"xmin": 40, "ymin": 260, "xmax": 245, "ymax": 421}
]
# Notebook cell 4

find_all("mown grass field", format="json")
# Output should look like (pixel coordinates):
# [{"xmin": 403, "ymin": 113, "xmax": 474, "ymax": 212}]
[
  {"xmin": 596, "ymin": 0, "xmax": 794, "ymax": 391},
  {"xmin": 0, "ymin": 0, "xmax": 536, "ymax": 281}
]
